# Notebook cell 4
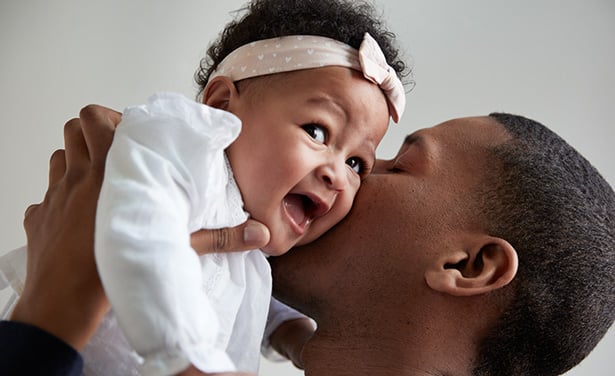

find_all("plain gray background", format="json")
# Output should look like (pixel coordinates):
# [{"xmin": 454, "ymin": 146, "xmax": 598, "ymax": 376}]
[{"xmin": 1, "ymin": 0, "xmax": 613, "ymax": 375}]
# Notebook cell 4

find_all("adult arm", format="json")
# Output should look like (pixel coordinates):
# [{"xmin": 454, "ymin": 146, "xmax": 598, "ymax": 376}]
[{"xmin": 1, "ymin": 105, "xmax": 268, "ymax": 376}]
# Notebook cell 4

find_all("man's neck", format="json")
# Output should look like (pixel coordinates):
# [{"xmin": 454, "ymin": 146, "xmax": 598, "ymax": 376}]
[{"xmin": 300, "ymin": 327, "xmax": 442, "ymax": 376}]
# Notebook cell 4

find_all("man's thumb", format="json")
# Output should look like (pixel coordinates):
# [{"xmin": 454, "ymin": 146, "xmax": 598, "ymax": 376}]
[{"xmin": 191, "ymin": 220, "xmax": 270, "ymax": 255}]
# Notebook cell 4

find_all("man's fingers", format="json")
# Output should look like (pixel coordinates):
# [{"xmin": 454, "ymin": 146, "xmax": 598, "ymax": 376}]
[
  {"xmin": 63, "ymin": 118, "xmax": 89, "ymax": 175},
  {"xmin": 25, "ymin": 149, "xmax": 66, "ymax": 231},
  {"xmin": 190, "ymin": 220, "xmax": 270, "ymax": 255},
  {"xmin": 79, "ymin": 105, "xmax": 121, "ymax": 169},
  {"xmin": 48, "ymin": 149, "xmax": 67, "ymax": 189},
  {"xmin": 23, "ymin": 203, "xmax": 40, "ymax": 225}
]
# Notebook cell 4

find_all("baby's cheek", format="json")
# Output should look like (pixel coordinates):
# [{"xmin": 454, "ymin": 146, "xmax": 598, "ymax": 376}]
[{"xmin": 339, "ymin": 191, "xmax": 356, "ymax": 218}]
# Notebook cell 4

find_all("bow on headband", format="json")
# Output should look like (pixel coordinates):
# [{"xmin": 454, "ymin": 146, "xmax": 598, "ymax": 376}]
[{"xmin": 209, "ymin": 33, "xmax": 406, "ymax": 123}]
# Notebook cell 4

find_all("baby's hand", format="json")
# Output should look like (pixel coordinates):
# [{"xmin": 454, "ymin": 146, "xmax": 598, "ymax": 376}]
[{"xmin": 269, "ymin": 317, "xmax": 316, "ymax": 369}]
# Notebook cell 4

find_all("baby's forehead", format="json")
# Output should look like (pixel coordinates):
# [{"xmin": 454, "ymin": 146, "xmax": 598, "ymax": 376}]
[{"xmin": 239, "ymin": 66, "xmax": 392, "ymax": 139}]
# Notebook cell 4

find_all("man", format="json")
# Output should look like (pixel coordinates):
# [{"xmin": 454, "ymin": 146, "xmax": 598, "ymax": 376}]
[
  {"xmin": 270, "ymin": 113, "xmax": 615, "ymax": 375},
  {"xmin": 1, "ymin": 107, "xmax": 613, "ymax": 375}
]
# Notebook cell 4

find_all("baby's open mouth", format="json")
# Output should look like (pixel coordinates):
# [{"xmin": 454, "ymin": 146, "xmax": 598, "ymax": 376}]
[{"xmin": 283, "ymin": 193, "xmax": 316, "ymax": 230}]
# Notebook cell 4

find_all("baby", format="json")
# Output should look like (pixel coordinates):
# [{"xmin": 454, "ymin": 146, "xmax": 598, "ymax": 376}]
[{"xmin": 88, "ymin": 0, "xmax": 408, "ymax": 375}]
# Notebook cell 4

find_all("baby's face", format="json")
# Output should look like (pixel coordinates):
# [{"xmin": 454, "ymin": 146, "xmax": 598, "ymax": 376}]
[{"xmin": 226, "ymin": 67, "xmax": 390, "ymax": 255}]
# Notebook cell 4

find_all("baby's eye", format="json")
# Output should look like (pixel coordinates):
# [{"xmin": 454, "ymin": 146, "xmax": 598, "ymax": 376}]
[
  {"xmin": 302, "ymin": 124, "xmax": 327, "ymax": 144},
  {"xmin": 346, "ymin": 157, "xmax": 366, "ymax": 175}
]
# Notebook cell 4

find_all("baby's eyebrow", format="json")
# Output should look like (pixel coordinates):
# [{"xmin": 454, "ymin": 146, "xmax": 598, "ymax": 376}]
[{"xmin": 306, "ymin": 96, "xmax": 347, "ymax": 122}]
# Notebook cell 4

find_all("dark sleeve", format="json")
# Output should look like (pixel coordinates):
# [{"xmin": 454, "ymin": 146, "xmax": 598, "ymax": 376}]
[{"xmin": 0, "ymin": 320, "xmax": 83, "ymax": 376}]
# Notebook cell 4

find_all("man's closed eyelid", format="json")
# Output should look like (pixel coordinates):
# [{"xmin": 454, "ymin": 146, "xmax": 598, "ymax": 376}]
[{"xmin": 363, "ymin": 158, "xmax": 376, "ymax": 177}]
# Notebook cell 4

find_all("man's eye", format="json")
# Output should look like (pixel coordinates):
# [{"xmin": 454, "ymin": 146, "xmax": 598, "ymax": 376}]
[
  {"xmin": 302, "ymin": 124, "xmax": 327, "ymax": 143},
  {"xmin": 346, "ymin": 157, "xmax": 366, "ymax": 175}
]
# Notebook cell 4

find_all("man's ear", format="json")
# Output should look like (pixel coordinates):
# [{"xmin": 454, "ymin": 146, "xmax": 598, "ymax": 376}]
[
  {"xmin": 202, "ymin": 76, "xmax": 238, "ymax": 111},
  {"xmin": 424, "ymin": 236, "xmax": 518, "ymax": 296}
]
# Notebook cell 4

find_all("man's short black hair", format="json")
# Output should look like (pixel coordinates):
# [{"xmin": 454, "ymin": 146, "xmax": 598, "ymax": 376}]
[{"xmin": 473, "ymin": 113, "xmax": 615, "ymax": 375}]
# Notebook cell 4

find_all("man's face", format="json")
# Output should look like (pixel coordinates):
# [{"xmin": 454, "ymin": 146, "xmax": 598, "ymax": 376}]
[{"xmin": 269, "ymin": 116, "xmax": 510, "ymax": 318}]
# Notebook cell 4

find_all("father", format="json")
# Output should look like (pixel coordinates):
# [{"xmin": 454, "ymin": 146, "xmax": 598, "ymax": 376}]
[
  {"xmin": 270, "ymin": 113, "xmax": 615, "ymax": 375},
  {"xmin": 1, "ymin": 107, "xmax": 614, "ymax": 376}
]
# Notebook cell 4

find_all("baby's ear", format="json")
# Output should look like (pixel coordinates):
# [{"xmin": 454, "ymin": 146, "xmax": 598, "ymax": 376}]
[
  {"xmin": 424, "ymin": 236, "xmax": 518, "ymax": 296},
  {"xmin": 202, "ymin": 76, "xmax": 238, "ymax": 111}
]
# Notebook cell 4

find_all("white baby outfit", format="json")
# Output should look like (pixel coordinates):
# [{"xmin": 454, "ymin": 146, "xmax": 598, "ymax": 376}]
[{"xmin": 89, "ymin": 92, "xmax": 305, "ymax": 375}]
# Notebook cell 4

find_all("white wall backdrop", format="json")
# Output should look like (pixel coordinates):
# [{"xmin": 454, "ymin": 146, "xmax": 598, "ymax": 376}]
[{"xmin": 1, "ymin": 1, "xmax": 613, "ymax": 375}]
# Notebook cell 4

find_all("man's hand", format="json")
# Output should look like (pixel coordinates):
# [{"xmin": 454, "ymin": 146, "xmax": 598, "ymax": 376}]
[
  {"xmin": 11, "ymin": 105, "xmax": 120, "ymax": 350},
  {"xmin": 191, "ymin": 220, "xmax": 270, "ymax": 255}
]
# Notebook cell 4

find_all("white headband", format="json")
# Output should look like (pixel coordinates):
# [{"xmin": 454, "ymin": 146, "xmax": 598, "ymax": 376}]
[{"xmin": 208, "ymin": 32, "xmax": 405, "ymax": 123}]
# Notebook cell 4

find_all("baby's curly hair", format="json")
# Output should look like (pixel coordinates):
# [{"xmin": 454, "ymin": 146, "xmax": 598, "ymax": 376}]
[{"xmin": 195, "ymin": 0, "xmax": 411, "ymax": 97}]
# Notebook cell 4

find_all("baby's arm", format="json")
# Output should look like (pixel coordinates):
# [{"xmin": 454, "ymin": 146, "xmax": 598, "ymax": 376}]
[
  {"xmin": 95, "ymin": 94, "xmax": 240, "ymax": 374},
  {"xmin": 262, "ymin": 298, "xmax": 316, "ymax": 369}
]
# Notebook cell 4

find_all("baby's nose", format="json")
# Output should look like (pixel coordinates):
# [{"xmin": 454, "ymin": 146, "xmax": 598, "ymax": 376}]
[{"xmin": 317, "ymin": 161, "xmax": 346, "ymax": 192}]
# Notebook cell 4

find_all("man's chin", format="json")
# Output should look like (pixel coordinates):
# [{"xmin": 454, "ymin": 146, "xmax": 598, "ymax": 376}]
[
  {"xmin": 267, "ymin": 250, "xmax": 295, "ymax": 272},
  {"xmin": 268, "ymin": 246, "xmax": 305, "ymax": 285},
  {"xmin": 266, "ymin": 252, "xmax": 283, "ymax": 272}
]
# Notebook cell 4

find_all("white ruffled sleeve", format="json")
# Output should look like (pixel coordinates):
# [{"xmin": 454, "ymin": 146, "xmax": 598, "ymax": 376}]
[{"xmin": 95, "ymin": 93, "xmax": 242, "ymax": 375}]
